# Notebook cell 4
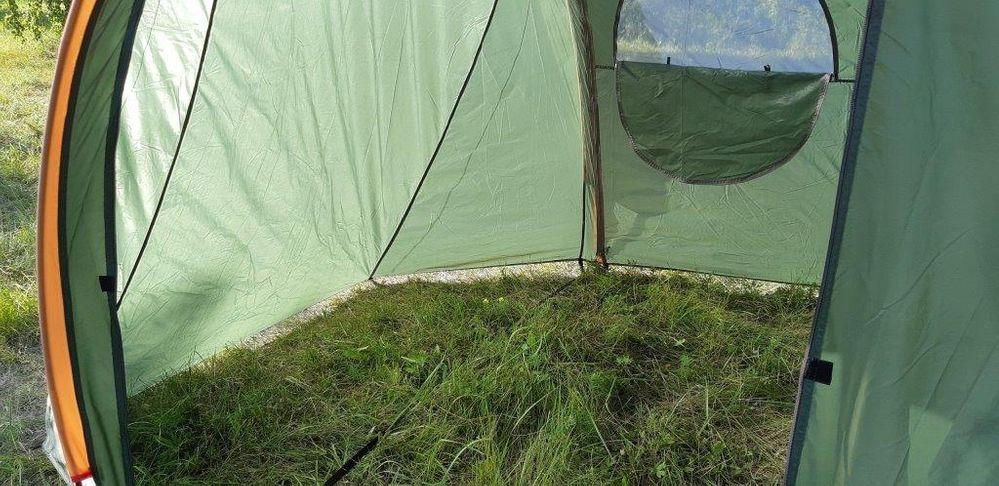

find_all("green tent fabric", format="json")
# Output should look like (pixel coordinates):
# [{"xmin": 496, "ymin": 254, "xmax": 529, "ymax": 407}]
[
  {"xmin": 616, "ymin": 62, "xmax": 830, "ymax": 183},
  {"xmin": 583, "ymin": 0, "xmax": 857, "ymax": 284},
  {"xmin": 787, "ymin": 0, "xmax": 999, "ymax": 483},
  {"xmin": 115, "ymin": 0, "xmax": 504, "ymax": 391},
  {"xmin": 56, "ymin": 1, "xmax": 144, "ymax": 483},
  {"xmin": 41, "ymin": 0, "xmax": 999, "ymax": 484}
]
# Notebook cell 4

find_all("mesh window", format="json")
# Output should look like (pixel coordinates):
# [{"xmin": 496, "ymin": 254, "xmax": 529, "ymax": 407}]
[
  {"xmin": 615, "ymin": 0, "xmax": 834, "ymax": 184},
  {"xmin": 616, "ymin": 0, "xmax": 834, "ymax": 73}
]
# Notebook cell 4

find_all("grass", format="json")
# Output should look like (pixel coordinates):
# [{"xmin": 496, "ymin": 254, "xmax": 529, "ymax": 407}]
[
  {"xmin": 0, "ymin": 19, "xmax": 53, "ymax": 346},
  {"xmin": 129, "ymin": 270, "xmax": 814, "ymax": 484},
  {"xmin": 0, "ymin": 25, "xmax": 61, "ymax": 485}
]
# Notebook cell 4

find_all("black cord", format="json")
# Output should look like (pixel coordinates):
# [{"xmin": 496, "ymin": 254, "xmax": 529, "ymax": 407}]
[{"xmin": 324, "ymin": 277, "xmax": 578, "ymax": 483}]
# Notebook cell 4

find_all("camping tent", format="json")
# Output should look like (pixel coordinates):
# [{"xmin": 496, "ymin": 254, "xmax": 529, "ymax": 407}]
[{"xmin": 37, "ymin": 0, "xmax": 999, "ymax": 484}]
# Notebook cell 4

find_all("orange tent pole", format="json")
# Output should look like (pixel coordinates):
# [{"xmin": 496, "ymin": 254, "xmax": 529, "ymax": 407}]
[{"xmin": 38, "ymin": 0, "xmax": 100, "ymax": 481}]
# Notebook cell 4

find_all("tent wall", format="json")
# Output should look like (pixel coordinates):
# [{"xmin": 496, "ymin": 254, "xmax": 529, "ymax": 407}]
[
  {"xmin": 788, "ymin": 0, "xmax": 999, "ymax": 483},
  {"xmin": 55, "ymin": 1, "xmax": 999, "ymax": 485},
  {"xmin": 582, "ymin": 0, "xmax": 863, "ymax": 284},
  {"xmin": 824, "ymin": 0, "xmax": 867, "ymax": 81},
  {"xmin": 51, "ymin": 0, "xmax": 590, "ymax": 481},
  {"xmin": 373, "ymin": 0, "xmax": 585, "ymax": 276},
  {"xmin": 114, "ymin": 0, "xmax": 501, "ymax": 391},
  {"xmin": 113, "ymin": 0, "xmax": 213, "ymax": 285},
  {"xmin": 112, "ymin": 0, "xmax": 587, "ymax": 391}
]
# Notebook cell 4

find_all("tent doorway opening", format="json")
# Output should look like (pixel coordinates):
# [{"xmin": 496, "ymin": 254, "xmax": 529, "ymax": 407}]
[{"xmin": 39, "ymin": 0, "xmax": 999, "ymax": 484}]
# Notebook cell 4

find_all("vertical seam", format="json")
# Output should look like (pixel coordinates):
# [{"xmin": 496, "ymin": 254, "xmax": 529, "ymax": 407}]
[
  {"xmin": 367, "ymin": 0, "xmax": 501, "ymax": 279},
  {"xmin": 115, "ymin": 0, "xmax": 221, "ymax": 308},
  {"xmin": 784, "ymin": 0, "xmax": 888, "ymax": 483},
  {"xmin": 102, "ymin": 0, "xmax": 148, "ymax": 483}
]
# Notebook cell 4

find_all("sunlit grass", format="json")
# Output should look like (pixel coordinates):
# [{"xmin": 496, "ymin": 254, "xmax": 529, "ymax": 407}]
[
  {"xmin": 0, "ymin": 26, "xmax": 59, "ymax": 486},
  {"xmin": 130, "ymin": 270, "xmax": 814, "ymax": 484}
]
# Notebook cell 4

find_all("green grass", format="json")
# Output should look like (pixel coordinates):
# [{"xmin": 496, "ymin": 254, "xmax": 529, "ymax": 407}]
[
  {"xmin": 0, "ymin": 21, "xmax": 55, "ymax": 349},
  {"xmin": 129, "ymin": 270, "xmax": 814, "ymax": 484},
  {"xmin": 0, "ymin": 26, "xmax": 61, "ymax": 486}
]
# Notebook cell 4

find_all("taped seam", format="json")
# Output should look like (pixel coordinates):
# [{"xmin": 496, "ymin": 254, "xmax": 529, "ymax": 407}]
[
  {"xmin": 116, "ymin": 0, "xmax": 221, "ymax": 307},
  {"xmin": 101, "ymin": 0, "xmax": 148, "ymax": 483},
  {"xmin": 367, "ymin": 0, "xmax": 501, "ymax": 279}
]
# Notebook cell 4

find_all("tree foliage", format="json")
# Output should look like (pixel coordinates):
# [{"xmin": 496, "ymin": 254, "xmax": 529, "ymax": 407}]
[{"xmin": 1, "ymin": 0, "xmax": 68, "ymax": 39}]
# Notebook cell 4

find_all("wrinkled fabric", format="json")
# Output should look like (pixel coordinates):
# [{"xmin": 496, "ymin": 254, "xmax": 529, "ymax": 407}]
[
  {"xmin": 116, "ymin": 0, "xmax": 497, "ymax": 390},
  {"xmin": 113, "ymin": 0, "xmax": 585, "ymax": 392},
  {"xmin": 617, "ymin": 62, "xmax": 829, "ymax": 184},
  {"xmin": 59, "ymin": 1, "xmax": 987, "ymax": 484},
  {"xmin": 374, "ymin": 0, "xmax": 584, "ymax": 275},
  {"xmin": 114, "ymin": 0, "xmax": 213, "ymax": 286},
  {"xmin": 789, "ymin": 1, "xmax": 999, "ymax": 484}
]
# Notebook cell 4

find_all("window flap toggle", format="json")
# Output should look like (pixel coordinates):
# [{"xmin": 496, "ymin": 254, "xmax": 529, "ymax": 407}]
[
  {"xmin": 98, "ymin": 275, "xmax": 116, "ymax": 293},
  {"xmin": 804, "ymin": 359, "xmax": 834, "ymax": 385}
]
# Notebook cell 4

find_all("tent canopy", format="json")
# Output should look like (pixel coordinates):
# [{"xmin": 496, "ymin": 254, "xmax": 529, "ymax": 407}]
[{"xmin": 38, "ymin": 0, "xmax": 999, "ymax": 484}]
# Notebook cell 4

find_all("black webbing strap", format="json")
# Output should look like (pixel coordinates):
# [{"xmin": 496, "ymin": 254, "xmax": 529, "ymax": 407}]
[
  {"xmin": 325, "ymin": 436, "xmax": 378, "ymax": 485},
  {"xmin": 804, "ymin": 359, "xmax": 834, "ymax": 385},
  {"xmin": 99, "ymin": 274, "xmax": 116, "ymax": 292}
]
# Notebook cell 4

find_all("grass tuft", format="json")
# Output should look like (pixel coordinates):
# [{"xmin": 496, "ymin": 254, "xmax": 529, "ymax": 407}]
[
  {"xmin": 0, "ymin": 26, "xmax": 60, "ymax": 486},
  {"xmin": 129, "ymin": 271, "xmax": 815, "ymax": 484}
]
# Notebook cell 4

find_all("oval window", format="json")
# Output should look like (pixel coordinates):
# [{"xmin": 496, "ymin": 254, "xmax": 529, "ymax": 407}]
[{"xmin": 615, "ymin": 0, "xmax": 834, "ymax": 184}]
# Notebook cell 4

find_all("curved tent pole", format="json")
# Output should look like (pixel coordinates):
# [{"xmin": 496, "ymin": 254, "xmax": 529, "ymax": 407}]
[
  {"xmin": 38, "ymin": 0, "xmax": 103, "ymax": 482},
  {"xmin": 41, "ymin": 0, "xmax": 148, "ymax": 483}
]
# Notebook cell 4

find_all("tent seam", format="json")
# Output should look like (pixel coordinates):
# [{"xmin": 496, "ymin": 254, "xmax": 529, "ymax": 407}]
[
  {"xmin": 574, "ymin": 0, "xmax": 587, "ymax": 263},
  {"xmin": 101, "ymin": 0, "xmax": 148, "ymax": 483},
  {"xmin": 783, "ymin": 0, "xmax": 888, "ymax": 483},
  {"xmin": 115, "ymin": 0, "xmax": 221, "ymax": 308},
  {"xmin": 573, "ymin": 0, "xmax": 603, "ymax": 266},
  {"xmin": 367, "ymin": 0, "xmax": 501, "ymax": 279}
]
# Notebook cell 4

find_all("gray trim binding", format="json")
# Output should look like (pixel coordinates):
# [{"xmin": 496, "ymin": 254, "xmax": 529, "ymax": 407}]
[{"xmin": 784, "ymin": 0, "xmax": 887, "ymax": 483}]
